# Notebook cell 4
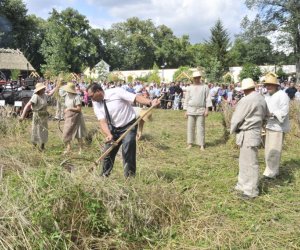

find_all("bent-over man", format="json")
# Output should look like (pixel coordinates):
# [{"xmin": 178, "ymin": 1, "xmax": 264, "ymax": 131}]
[
  {"xmin": 230, "ymin": 78, "xmax": 268, "ymax": 198},
  {"xmin": 87, "ymin": 83, "xmax": 159, "ymax": 178}
]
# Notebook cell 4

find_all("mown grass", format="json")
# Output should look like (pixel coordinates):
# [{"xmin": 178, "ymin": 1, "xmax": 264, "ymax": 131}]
[{"xmin": 0, "ymin": 104, "xmax": 300, "ymax": 249}]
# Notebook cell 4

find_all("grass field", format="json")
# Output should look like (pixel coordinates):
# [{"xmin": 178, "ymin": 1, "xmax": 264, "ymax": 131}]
[{"xmin": 0, "ymin": 106, "xmax": 300, "ymax": 249}]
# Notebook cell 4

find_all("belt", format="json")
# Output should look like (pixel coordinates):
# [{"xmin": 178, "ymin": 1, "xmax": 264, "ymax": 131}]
[{"xmin": 116, "ymin": 119, "xmax": 136, "ymax": 130}]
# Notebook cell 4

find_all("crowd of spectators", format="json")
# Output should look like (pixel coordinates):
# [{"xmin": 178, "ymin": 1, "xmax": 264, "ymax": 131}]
[{"xmin": 43, "ymin": 78, "xmax": 300, "ymax": 112}]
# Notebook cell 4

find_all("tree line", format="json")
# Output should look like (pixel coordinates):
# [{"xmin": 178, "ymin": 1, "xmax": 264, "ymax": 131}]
[{"xmin": 0, "ymin": 0, "xmax": 299, "ymax": 82}]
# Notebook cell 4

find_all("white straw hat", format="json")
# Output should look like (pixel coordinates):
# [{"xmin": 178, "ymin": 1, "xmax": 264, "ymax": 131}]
[
  {"xmin": 62, "ymin": 82, "xmax": 77, "ymax": 94},
  {"xmin": 192, "ymin": 71, "xmax": 202, "ymax": 78},
  {"xmin": 34, "ymin": 82, "xmax": 46, "ymax": 93},
  {"xmin": 241, "ymin": 78, "xmax": 256, "ymax": 90}
]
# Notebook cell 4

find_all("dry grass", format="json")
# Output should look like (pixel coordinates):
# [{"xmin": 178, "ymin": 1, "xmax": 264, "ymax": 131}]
[{"xmin": 0, "ymin": 106, "xmax": 300, "ymax": 249}]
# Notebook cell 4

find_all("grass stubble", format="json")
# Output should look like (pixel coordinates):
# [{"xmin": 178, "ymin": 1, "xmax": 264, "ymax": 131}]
[{"xmin": 0, "ymin": 104, "xmax": 300, "ymax": 249}]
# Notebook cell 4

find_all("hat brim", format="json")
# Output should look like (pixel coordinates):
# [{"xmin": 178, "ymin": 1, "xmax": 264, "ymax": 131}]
[
  {"xmin": 264, "ymin": 82, "xmax": 280, "ymax": 86},
  {"xmin": 62, "ymin": 86, "xmax": 77, "ymax": 94},
  {"xmin": 193, "ymin": 75, "xmax": 201, "ymax": 78},
  {"xmin": 241, "ymin": 87, "xmax": 255, "ymax": 90},
  {"xmin": 34, "ymin": 86, "xmax": 46, "ymax": 93}
]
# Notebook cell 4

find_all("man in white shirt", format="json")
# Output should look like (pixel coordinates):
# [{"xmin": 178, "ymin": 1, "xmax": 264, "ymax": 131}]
[
  {"xmin": 87, "ymin": 83, "xmax": 159, "ymax": 178},
  {"xmin": 263, "ymin": 74, "xmax": 290, "ymax": 179}
]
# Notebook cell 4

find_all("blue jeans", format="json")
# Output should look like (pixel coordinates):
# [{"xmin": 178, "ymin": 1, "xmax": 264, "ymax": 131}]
[{"xmin": 102, "ymin": 122, "xmax": 137, "ymax": 178}]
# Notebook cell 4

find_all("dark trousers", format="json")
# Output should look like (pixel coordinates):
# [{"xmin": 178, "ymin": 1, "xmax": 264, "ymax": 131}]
[{"xmin": 102, "ymin": 123, "xmax": 137, "ymax": 178}]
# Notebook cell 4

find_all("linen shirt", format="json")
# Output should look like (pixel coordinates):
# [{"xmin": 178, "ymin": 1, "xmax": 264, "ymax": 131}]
[
  {"xmin": 184, "ymin": 84, "xmax": 212, "ymax": 115},
  {"xmin": 30, "ymin": 93, "xmax": 47, "ymax": 112},
  {"xmin": 265, "ymin": 90, "xmax": 290, "ymax": 133},
  {"xmin": 92, "ymin": 87, "xmax": 136, "ymax": 128}
]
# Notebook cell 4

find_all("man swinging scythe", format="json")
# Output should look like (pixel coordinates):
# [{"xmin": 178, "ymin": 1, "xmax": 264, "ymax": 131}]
[{"xmin": 87, "ymin": 83, "xmax": 160, "ymax": 178}]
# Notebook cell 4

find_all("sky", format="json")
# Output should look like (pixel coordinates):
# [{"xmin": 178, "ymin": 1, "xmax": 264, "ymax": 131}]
[{"xmin": 23, "ymin": 0, "xmax": 253, "ymax": 43}]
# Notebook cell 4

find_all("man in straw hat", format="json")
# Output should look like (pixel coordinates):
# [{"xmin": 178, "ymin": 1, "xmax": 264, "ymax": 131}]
[
  {"xmin": 230, "ymin": 78, "xmax": 268, "ymax": 199},
  {"xmin": 87, "ymin": 83, "xmax": 160, "ymax": 178},
  {"xmin": 263, "ymin": 74, "xmax": 290, "ymax": 179},
  {"xmin": 183, "ymin": 71, "xmax": 212, "ymax": 151}
]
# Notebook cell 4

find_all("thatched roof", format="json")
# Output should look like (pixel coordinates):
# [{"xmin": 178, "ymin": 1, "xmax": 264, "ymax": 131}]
[{"xmin": 0, "ymin": 48, "xmax": 35, "ymax": 71}]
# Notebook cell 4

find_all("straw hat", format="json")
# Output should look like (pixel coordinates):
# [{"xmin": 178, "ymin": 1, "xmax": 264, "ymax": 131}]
[
  {"xmin": 63, "ymin": 82, "xmax": 77, "ymax": 94},
  {"xmin": 241, "ymin": 78, "xmax": 255, "ymax": 90},
  {"xmin": 264, "ymin": 75, "xmax": 279, "ymax": 85},
  {"xmin": 34, "ymin": 82, "xmax": 46, "ymax": 93},
  {"xmin": 192, "ymin": 71, "xmax": 202, "ymax": 78}
]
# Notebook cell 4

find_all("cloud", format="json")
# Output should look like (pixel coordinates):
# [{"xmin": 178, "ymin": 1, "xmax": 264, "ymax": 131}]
[
  {"xmin": 24, "ymin": 0, "xmax": 249, "ymax": 43},
  {"xmin": 24, "ymin": 0, "xmax": 76, "ymax": 19},
  {"xmin": 90, "ymin": 0, "xmax": 248, "ymax": 43}
]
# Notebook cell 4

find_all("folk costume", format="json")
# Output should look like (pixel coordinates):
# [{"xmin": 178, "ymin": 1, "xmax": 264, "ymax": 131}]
[
  {"xmin": 263, "ymin": 75, "xmax": 290, "ymax": 178},
  {"xmin": 184, "ymin": 71, "xmax": 212, "ymax": 149},
  {"xmin": 30, "ymin": 83, "xmax": 49, "ymax": 146},
  {"xmin": 62, "ymin": 82, "xmax": 87, "ymax": 154},
  {"xmin": 230, "ymin": 78, "xmax": 268, "ymax": 198}
]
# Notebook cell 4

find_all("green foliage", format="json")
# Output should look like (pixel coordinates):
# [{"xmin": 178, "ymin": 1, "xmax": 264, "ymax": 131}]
[
  {"xmin": 239, "ymin": 63, "xmax": 262, "ymax": 81},
  {"xmin": 147, "ymin": 63, "xmax": 161, "ymax": 83},
  {"xmin": 223, "ymin": 73, "xmax": 233, "ymax": 84},
  {"xmin": 127, "ymin": 75, "xmax": 133, "ymax": 83},
  {"xmin": 0, "ymin": 1, "xmax": 46, "ymax": 72},
  {"xmin": 0, "ymin": 0, "xmax": 28, "ymax": 48},
  {"xmin": 135, "ymin": 73, "xmax": 150, "ymax": 83},
  {"xmin": 207, "ymin": 19, "xmax": 230, "ymax": 72},
  {"xmin": 205, "ymin": 57, "xmax": 223, "ymax": 82},
  {"xmin": 40, "ymin": 8, "xmax": 98, "ymax": 75},
  {"xmin": 173, "ymin": 66, "xmax": 192, "ymax": 81},
  {"xmin": 276, "ymin": 66, "xmax": 288, "ymax": 79},
  {"xmin": 243, "ymin": 0, "xmax": 300, "ymax": 83},
  {"xmin": 10, "ymin": 69, "xmax": 20, "ymax": 80}
]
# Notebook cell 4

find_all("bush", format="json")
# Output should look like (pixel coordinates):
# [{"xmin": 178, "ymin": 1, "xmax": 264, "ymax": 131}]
[{"xmin": 239, "ymin": 63, "xmax": 261, "ymax": 81}]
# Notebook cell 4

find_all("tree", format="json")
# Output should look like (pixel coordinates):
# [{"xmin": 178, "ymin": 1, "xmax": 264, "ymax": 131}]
[
  {"xmin": 40, "ymin": 8, "xmax": 98, "ymax": 74},
  {"xmin": 206, "ymin": 19, "xmax": 231, "ymax": 72},
  {"xmin": 244, "ymin": 0, "xmax": 300, "ymax": 83},
  {"xmin": 229, "ymin": 36, "xmax": 274, "ymax": 66},
  {"xmin": 101, "ymin": 17, "xmax": 157, "ymax": 70},
  {"xmin": 205, "ymin": 57, "xmax": 223, "ymax": 82},
  {"xmin": 239, "ymin": 63, "xmax": 262, "ymax": 81},
  {"xmin": 0, "ymin": 0, "xmax": 28, "ymax": 49},
  {"xmin": 228, "ymin": 38, "xmax": 248, "ymax": 66},
  {"xmin": 0, "ymin": 0, "xmax": 46, "ymax": 72},
  {"xmin": 147, "ymin": 63, "xmax": 161, "ymax": 83}
]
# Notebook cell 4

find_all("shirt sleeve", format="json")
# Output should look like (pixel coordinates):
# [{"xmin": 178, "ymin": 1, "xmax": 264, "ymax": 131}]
[
  {"xmin": 183, "ymin": 87, "xmax": 190, "ymax": 110},
  {"xmin": 92, "ymin": 101, "xmax": 105, "ymax": 120},
  {"xmin": 205, "ymin": 86, "xmax": 212, "ymax": 108},
  {"xmin": 230, "ymin": 99, "xmax": 247, "ymax": 134},
  {"xmin": 273, "ymin": 93, "xmax": 289, "ymax": 123},
  {"xmin": 30, "ymin": 94, "xmax": 38, "ymax": 104},
  {"xmin": 74, "ymin": 95, "xmax": 82, "ymax": 106},
  {"xmin": 116, "ymin": 87, "xmax": 136, "ymax": 103}
]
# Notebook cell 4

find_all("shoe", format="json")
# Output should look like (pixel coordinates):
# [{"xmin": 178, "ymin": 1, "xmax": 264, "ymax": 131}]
[
  {"xmin": 238, "ymin": 193, "xmax": 255, "ymax": 200},
  {"xmin": 186, "ymin": 144, "xmax": 192, "ymax": 150},
  {"xmin": 200, "ymin": 146, "xmax": 205, "ymax": 151},
  {"xmin": 262, "ymin": 175, "xmax": 276, "ymax": 181}
]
